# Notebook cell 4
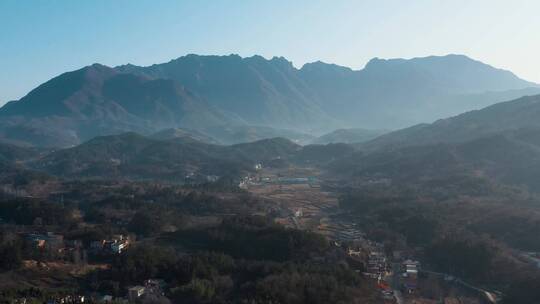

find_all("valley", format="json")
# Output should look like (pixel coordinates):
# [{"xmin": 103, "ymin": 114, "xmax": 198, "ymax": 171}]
[
  {"xmin": 243, "ymin": 165, "xmax": 505, "ymax": 304},
  {"xmin": 243, "ymin": 166, "xmax": 337, "ymax": 230},
  {"xmin": 2, "ymin": 106, "xmax": 540, "ymax": 303},
  {"xmin": 5, "ymin": 2, "xmax": 540, "ymax": 303}
]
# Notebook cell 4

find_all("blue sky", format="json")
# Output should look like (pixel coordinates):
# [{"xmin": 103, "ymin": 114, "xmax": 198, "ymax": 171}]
[{"xmin": 1, "ymin": 0, "xmax": 539, "ymax": 105}]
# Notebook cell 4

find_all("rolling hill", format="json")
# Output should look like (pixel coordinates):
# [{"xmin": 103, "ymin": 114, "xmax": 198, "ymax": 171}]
[
  {"xmin": 364, "ymin": 94, "xmax": 540, "ymax": 150},
  {"xmin": 334, "ymin": 127, "xmax": 540, "ymax": 193},
  {"xmin": 0, "ymin": 142, "xmax": 39, "ymax": 165},
  {"xmin": 30, "ymin": 133, "xmax": 302, "ymax": 181}
]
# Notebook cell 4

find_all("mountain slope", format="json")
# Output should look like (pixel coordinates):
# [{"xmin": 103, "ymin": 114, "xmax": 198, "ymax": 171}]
[
  {"xmin": 363, "ymin": 55, "xmax": 536, "ymax": 93},
  {"xmin": 0, "ymin": 142, "xmax": 39, "ymax": 165},
  {"xmin": 120, "ymin": 54, "xmax": 539, "ymax": 131},
  {"xmin": 299, "ymin": 55, "xmax": 540, "ymax": 128},
  {"xmin": 116, "ymin": 54, "xmax": 337, "ymax": 132},
  {"xmin": 365, "ymin": 94, "xmax": 540, "ymax": 150},
  {"xmin": 333, "ymin": 128, "xmax": 540, "ymax": 192},
  {"xmin": 0, "ymin": 64, "xmax": 240, "ymax": 147}
]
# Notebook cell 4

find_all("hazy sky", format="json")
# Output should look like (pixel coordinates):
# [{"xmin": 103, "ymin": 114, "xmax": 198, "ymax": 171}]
[{"xmin": 1, "ymin": 0, "xmax": 540, "ymax": 105}]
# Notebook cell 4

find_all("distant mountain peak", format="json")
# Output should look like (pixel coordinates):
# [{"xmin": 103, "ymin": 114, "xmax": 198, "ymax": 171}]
[
  {"xmin": 269, "ymin": 56, "xmax": 294, "ymax": 67},
  {"xmin": 362, "ymin": 54, "xmax": 538, "ymax": 93},
  {"xmin": 300, "ymin": 61, "xmax": 354, "ymax": 74},
  {"xmin": 365, "ymin": 54, "xmax": 484, "ymax": 69},
  {"xmin": 89, "ymin": 62, "xmax": 111, "ymax": 69}
]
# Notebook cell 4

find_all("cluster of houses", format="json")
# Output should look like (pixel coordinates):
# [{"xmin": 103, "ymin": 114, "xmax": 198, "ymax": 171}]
[
  {"xmin": 22, "ymin": 232, "xmax": 131, "ymax": 261},
  {"xmin": 90, "ymin": 234, "xmax": 130, "ymax": 254},
  {"xmin": 20, "ymin": 279, "xmax": 168, "ymax": 304},
  {"xmin": 46, "ymin": 295, "xmax": 87, "ymax": 304},
  {"xmin": 365, "ymin": 248, "xmax": 389, "ymax": 280},
  {"xmin": 401, "ymin": 259, "xmax": 421, "ymax": 294},
  {"xmin": 26, "ymin": 232, "xmax": 65, "ymax": 251},
  {"xmin": 337, "ymin": 226, "xmax": 424, "ymax": 302},
  {"xmin": 356, "ymin": 244, "xmax": 396, "ymax": 302},
  {"xmin": 403, "ymin": 259, "xmax": 420, "ymax": 276},
  {"xmin": 238, "ymin": 173, "xmax": 276, "ymax": 189},
  {"xmin": 238, "ymin": 163, "xmax": 320, "ymax": 190},
  {"xmin": 238, "ymin": 175, "xmax": 258, "ymax": 189},
  {"xmin": 362, "ymin": 246, "xmax": 423, "ymax": 301},
  {"xmin": 24, "ymin": 232, "xmax": 88, "ymax": 263},
  {"xmin": 9, "ymin": 294, "xmax": 86, "ymax": 304}
]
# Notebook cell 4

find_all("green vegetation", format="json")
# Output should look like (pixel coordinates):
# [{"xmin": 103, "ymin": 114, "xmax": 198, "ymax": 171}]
[
  {"xmin": 0, "ymin": 199, "xmax": 77, "ymax": 226},
  {"xmin": 426, "ymin": 237, "xmax": 495, "ymax": 281},
  {"xmin": 338, "ymin": 183, "xmax": 540, "ymax": 290},
  {"xmin": 170, "ymin": 216, "xmax": 329, "ymax": 261},
  {"xmin": 0, "ymin": 239, "xmax": 22, "ymax": 271},
  {"xmin": 89, "ymin": 217, "xmax": 376, "ymax": 303},
  {"xmin": 502, "ymin": 275, "xmax": 540, "ymax": 304}
]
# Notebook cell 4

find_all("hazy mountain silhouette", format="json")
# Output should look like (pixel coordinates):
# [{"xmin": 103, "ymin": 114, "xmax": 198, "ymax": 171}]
[
  {"xmin": 0, "ymin": 64, "xmax": 241, "ymax": 147},
  {"xmin": 1, "ymin": 54, "xmax": 538, "ymax": 147},
  {"xmin": 300, "ymin": 55, "xmax": 539, "ymax": 128},
  {"xmin": 114, "ymin": 54, "xmax": 540, "ymax": 130},
  {"xmin": 116, "ymin": 54, "xmax": 336, "ymax": 132}
]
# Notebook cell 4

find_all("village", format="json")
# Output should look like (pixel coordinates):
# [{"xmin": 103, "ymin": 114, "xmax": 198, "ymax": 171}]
[
  {"xmin": 0, "ymin": 164, "xmax": 511, "ymax": 304},
  {"xmin": 0, "ymin": 224, "xmax": 170, "ymax": 303},
  {"xmin": 243, "ymin": 165, "xmax": 501, "ymax": 304}
]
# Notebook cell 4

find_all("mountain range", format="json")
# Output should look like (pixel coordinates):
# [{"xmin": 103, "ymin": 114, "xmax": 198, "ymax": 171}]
[
  {"xmin": 1, "ymin": 54, "xmax": 539, "ymax": 147},
  {"xmin": 26, "ymin": 132, "xmax": 301, "ymax": 181},
  {"xmin": 118, "ymin": 54, "xmax": 540, "ymax": 130}
]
